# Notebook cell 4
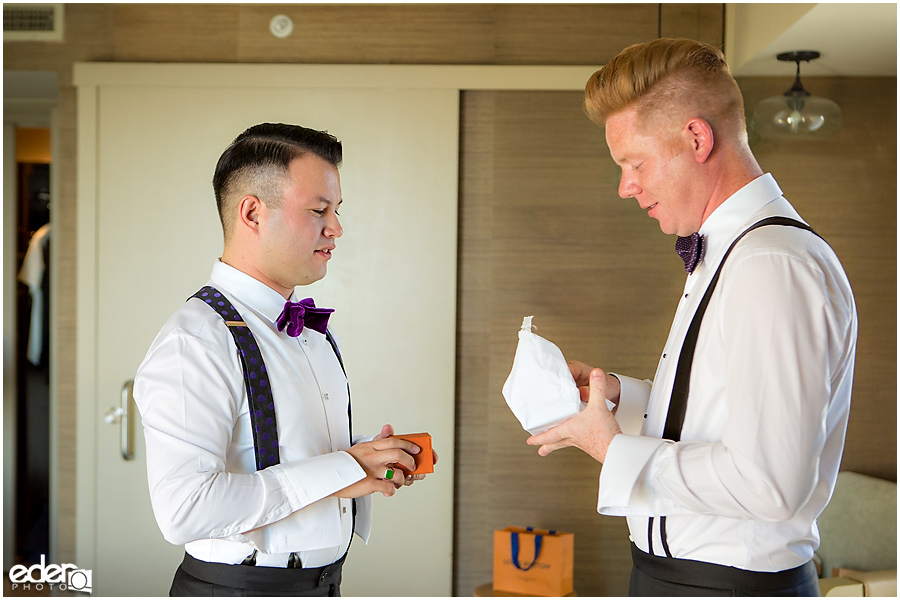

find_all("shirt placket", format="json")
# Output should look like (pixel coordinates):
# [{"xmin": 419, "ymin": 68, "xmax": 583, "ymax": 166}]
[
  {"xmin": 646, "ymin": 271, "xmax": 707, "ymax": 437},
  {"xmin": 296, "ymin": 332, "xmax": 351, "ymax": 566},
  {"xmin": 297, "ymin": 334, "xmax": 337, "ymax": 451}
]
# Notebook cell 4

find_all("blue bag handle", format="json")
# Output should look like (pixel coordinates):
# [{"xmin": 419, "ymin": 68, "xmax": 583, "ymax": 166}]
[{"xmin": 510, "ymin": 527, "xmax": 556, "ymax": 571}]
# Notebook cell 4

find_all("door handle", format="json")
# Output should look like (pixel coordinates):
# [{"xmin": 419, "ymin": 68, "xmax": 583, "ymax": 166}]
[{"xmin": 104, "ymin": 380, "xmax": 135, "ymax": 461}]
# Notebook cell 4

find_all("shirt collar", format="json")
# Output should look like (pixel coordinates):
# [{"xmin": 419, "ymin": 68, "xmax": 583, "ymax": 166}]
[
  {"xmin": 209, "ymin": 260, "xmax": 291, "ymax": 325},
  {"xmin": 698, "ymin": 173, "xmax": 783, "ymax": 270}
]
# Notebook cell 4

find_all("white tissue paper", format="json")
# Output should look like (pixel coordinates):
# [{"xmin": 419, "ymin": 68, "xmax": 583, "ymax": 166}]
[{"xmin": 501, "ymin": 316, "xmax": 585, "ymax": 435}]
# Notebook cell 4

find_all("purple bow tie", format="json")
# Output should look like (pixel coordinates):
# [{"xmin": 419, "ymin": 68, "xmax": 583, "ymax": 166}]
[
  {"xmin": 276, "ymin": 298, "xmax": 334, "ymax": 337},
  {"xmin": 675, "ymin": 232, "xmax": 705, "ymax": 274}
]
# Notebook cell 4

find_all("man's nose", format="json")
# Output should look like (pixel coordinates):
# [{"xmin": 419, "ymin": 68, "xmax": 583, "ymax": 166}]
[
  {"xmin": 618, "ymin": 173, "xmax": 640, "ymax": 199},
  {"xmin": 325, "ymin": 213, "xmax": 343, "ymax": 238}
]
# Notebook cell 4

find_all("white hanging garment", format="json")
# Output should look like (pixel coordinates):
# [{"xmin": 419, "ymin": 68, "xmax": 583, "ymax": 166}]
[{"xmin": 18, "ymin": 223, "xmax": 51, "ymax": 366}]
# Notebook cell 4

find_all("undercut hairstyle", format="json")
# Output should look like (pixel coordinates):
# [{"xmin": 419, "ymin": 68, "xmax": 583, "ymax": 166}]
[
  {"xmin": 584, "ymin": 38, "xmax": 747, "ymax": 144},
  {"xmin": 212, "ymin": 123, "xmax": 342, "ymax": 239}
]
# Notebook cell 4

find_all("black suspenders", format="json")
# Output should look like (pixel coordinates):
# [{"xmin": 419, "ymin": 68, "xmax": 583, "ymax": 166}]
[
  {"xmin": 191, "ymin": 285, "xmax": 352, "ymax": 466},
  {"xmin": 651, "ymin": 217, "xmax": 821, "ymax": 557}
]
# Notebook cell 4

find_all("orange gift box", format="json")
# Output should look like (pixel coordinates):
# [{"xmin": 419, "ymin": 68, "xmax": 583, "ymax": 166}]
[{"xmin": 391, "ymin": 432, "xmax": 434, "ymax": 474}]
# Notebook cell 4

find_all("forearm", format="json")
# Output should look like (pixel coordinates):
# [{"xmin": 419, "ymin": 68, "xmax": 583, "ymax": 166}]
[
  {"xmin": 145, "ymin": 427, "xmax": 365, "ymax": 545},
  {"xmin": 604, "ymin": 372, "xmax": 622, "ymax": 404},
  {"xmin": 136, "ymin": 332, "xmax": 365, "ymax": 545},
  {"xmin": 601, "ymin": 389, "xmax": 828, "ymax": 521}
]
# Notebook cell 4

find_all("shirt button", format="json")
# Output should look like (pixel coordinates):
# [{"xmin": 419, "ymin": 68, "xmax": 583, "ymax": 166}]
[
  {"xmin": 663, "ymin": 353, "xmax": 667, "ymax": 359},
  {"xmin": 303, "ymin": 339, "xmax": 308, "ymax": 345},
  {"xmin": 342, "ymin": 507, "xmax": 347, "ymax": 514},
  {"xmin": 324, "ymin": 393, "xmax": 330, "ymax": 400},
  {"xmin": 684, "ymin": 293, "xmax": 690, "ymax": 298}
]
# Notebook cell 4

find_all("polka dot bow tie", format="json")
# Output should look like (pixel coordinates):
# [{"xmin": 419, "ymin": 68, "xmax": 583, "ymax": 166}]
[
  {"xmin": 675, "ymin": 232, "xmax": 706, "ymax": 274},
  {"xmin": 276, "ymin": 298, "xmax": 334, "ymax": 337}
]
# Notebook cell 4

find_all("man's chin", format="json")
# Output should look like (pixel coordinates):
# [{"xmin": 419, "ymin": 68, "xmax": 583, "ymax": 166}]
[
  {"xmin": 296, "ymin": 269, "xmax": 328, "ymax": 287},
  {"xmin": 657, "ymin": 221, "xmax": 677, "ymax": 236},
  {"xmin": 657, "ymin": 220, "xmax": 687, "ymax": 237}
]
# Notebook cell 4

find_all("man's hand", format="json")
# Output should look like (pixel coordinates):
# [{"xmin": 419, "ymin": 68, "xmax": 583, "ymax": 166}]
[
  {"xmin": 335, "ymin": 425, "xmax": 420, "ymax": 498},
  {"xmin": 568, "ymin": 360, "xmax": 621, "ymax": 408},
  {"xmin": 527, "ymin": 368, "xmax": 622, "ymax": 464},
  {"xmin": 396, "ymin": 448, "xmax": 439, "ymax": 487}
]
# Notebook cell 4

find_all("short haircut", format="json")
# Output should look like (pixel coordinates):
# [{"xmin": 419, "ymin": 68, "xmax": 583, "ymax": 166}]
[
  {"xmin": 584, "ymin": 38, "xmax": 746, "ymax": 143},
  {"xmin": 212, "ymin": 123, "xmax": 342, "ymax": 238}
]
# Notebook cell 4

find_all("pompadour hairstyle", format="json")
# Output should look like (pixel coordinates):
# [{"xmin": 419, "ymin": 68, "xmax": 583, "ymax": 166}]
[
  {"xmin": 212, "ymin": 123, "xmax": 342, "ymax": 237},
  {"xmin": 583, "ymin": 38, "xmax": 745, "ymax": 138}
]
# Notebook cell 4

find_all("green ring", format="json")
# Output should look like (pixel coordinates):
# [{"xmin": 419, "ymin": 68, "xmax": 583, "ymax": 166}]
[{"xmin": 384, "ymin": 468, "xmax": 394, "ymax": 480}]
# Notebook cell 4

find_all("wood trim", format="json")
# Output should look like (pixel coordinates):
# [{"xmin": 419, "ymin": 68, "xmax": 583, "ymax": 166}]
[{"xmin": 73, "ymin": 63, "xmax": 599, "ymax": 91}]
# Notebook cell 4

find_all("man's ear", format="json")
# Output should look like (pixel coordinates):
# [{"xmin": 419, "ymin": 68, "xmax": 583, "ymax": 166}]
[
  {"xmin": 684, "ymin": 118, "xmax": 714, "ymax": 163},
  {"xmin": 237, "ymin": 195, "xmax": 263, "ymax": 232}
]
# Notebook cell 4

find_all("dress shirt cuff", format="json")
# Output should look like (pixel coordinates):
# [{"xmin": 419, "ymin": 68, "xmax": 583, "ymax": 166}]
[
  {"xmin": 609, "ymin": 373, "xmax": 651, "ymax": 436},
  {"xmin": 353, "ymin": 434, "xmax": 374, "ymax": 445},
  {"xmin": 348, "ymin": 432, "xmax": 374, "ymax": 543},
  {"xmin": 598, "ymin": 434, "xmax": 668, "ymax": 516},
  {"xmin": 354, "ymin": 495, "xmax": 373, "ymax": 543},
  {"xmin": 269, "ymin": 451, "xmax": 366, "ymax": 511}
]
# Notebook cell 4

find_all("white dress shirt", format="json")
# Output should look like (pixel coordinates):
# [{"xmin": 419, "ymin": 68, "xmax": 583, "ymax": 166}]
[
  {"xmin": 134, "ymin": 260, "xmax": 372, "ymax": 568},
  {"xmin": 599, "ymin": 174, "xmax": 858, "ymax": 572},
  {"xmin": 17, "ymin": 223, "xmax": 50, "ymax": 366}
]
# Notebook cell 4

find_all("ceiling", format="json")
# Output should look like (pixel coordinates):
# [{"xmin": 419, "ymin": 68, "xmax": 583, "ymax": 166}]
[
  {"xmin": 2, "ymin": 3, "xmax": 897, "ymax": 104},
  {"xmin": 728, "ymin": 3, "xmax": 897, "ymax": 77}
]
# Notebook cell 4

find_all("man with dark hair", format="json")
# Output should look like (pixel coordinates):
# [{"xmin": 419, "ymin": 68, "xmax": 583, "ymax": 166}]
[
  {"xmin": 135, "ymin": 123, "xmax": 430, "ymax": 596},
  {"xmin": 528, "ymin": 39, "xmax": 857, "ymax": 596}
]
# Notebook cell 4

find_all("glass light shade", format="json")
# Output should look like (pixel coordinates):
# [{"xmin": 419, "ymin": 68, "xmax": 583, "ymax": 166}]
[{"xmin": 752, "ymin": 94, "xmax": 843, "ymax": 139}]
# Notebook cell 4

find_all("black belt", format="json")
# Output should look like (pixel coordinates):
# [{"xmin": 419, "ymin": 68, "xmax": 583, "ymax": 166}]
[
  {"xmin": 631, "ymin": 543, "xmax": 817, "ymax": 594},
  {"xmin": 179, "ymin": 552, "xmax": 344, "ymax": 593}
]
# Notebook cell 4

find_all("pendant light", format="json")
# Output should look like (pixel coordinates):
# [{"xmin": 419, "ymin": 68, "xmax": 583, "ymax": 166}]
[{"xmin": 751, "ymin": 51, "xmax": 842, "ymax": 139}]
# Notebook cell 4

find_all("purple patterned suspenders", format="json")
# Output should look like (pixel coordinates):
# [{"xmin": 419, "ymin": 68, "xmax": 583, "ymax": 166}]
[
  {"xmin": 191, "ymin": 286, "xmax": 351, "ymax": 471},
  {"xmin": 190, "ymin": 286, "xmax": 356, "ymax": 566}
]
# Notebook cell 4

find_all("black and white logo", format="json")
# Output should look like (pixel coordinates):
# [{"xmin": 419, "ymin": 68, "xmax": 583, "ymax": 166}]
[{"xmin": 8, "ymin": 555, "xmax": 93, "ymax": 594}]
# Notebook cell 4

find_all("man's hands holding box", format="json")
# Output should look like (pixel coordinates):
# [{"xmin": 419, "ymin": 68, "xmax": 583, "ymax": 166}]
[
  {"xmin": 339, "ymin": 426, "xmax": 437, "ymax": 498},
  {"xmin": 390, "ymin": 432, "xmax": 435, "ymax": 475},
  {"xmin": 388, "ymin": 432, "xmax": 437, "ymax": 487}
]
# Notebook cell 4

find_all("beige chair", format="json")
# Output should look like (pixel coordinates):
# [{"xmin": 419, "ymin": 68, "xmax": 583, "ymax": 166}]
[{"xmin": 815, "ymin": 472, "xmax": 897, "ymax": 596}]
